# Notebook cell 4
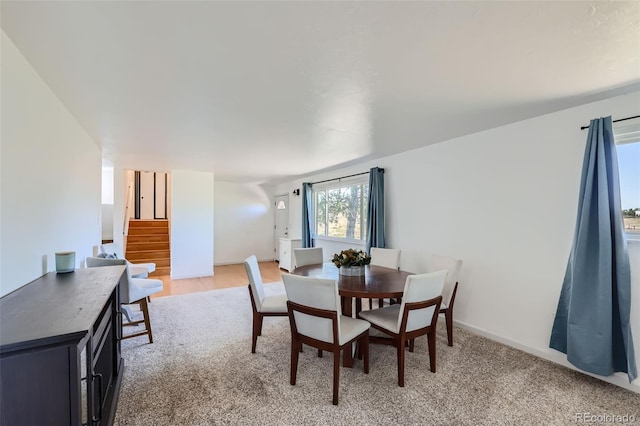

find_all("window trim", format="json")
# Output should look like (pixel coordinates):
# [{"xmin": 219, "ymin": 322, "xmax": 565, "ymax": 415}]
[
  {"xmin": 614, "ymin": 120, "xmax": 640, "ymax": 243},
  {"xmin": 311, "ymin": 175, "xmax": 369, "ymax": 243},
  {"xmin": 314, "ymin": 235, "xmax": 367, "ymax": 247}
]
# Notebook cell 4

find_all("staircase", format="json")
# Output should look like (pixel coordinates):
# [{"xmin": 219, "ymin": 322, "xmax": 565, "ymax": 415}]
[{"xmin": 125, "ymin": 219, "xmax": 170, "ymax": 277}]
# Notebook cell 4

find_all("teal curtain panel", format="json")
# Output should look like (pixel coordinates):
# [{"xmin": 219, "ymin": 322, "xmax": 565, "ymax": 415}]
[
  {"xmin": 366, "ymin": 167, "xmax": 385, "ymax": 254},
  {"xmin": 550, "ymin": 116, "xmax": 636, "ymax": 382},
  {"xmin": 301, "ymin": 182, "xmax": 314, "ymax": 248}
]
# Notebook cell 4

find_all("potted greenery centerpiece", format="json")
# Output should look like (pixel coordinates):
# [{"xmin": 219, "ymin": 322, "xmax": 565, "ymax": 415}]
[{"xmin": 332, "ymin": 248, "xmax": 371, "ymax": 276}]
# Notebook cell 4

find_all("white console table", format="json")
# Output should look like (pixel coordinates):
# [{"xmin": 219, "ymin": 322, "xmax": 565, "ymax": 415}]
[{"xmin": 278, "ymin": 238, "xmax": 301, "ymax": 272}]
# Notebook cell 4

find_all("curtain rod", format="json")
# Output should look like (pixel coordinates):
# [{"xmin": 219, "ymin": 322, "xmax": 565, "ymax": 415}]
[
  {"xmin": 580, "ymin": 115, "xmax": 640, "ymax": 130},
  {"xmin": 309, "ymin": 168, "xmax": 384, "ymax": 186}
]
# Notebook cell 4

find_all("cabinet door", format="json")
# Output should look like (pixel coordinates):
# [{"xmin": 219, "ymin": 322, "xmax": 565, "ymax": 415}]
[
  {"xmin": 0, "ymin": 346, "xmax": 75, "ymax": 425},
  {"xmin": 279, "ymin": 239, "xmax": 291, "ymax": 271},
  {"xmin": 90, "ymin": 289, "xmax": 122, "ymax": 425}
]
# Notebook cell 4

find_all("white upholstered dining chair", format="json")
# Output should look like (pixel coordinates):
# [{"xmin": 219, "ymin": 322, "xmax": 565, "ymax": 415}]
[
  {"xmin": 282, "ymin": 274, "xmax": 370, "ymax": 405},
  {"xmin": 369, "ymin": 247, "xmax": 402, "ymax": 308},
  {"xmin": 100, "ymin": 242, "xmax": 156, "ymax": 277},
  {"xmin": 359, "ymin": 270, "xmax": 446, "ymax": 387},
  {"xmin": 244, "ymin": 255, "xmax": 288, "ymax": 353},
  {"xmin": 370, "ymin": 247, "xmax": 401, "ymax": 270},
  {"xmin": 293, "ymin": 247, "xmax": 323, "ymax": 268},
  {"xmin": 86, "ymin": 256, "xmax": 163, "ymax": 343},
  {"xmin": 429, "ymin": 254, "xmax": 463, "ymax": 346}
]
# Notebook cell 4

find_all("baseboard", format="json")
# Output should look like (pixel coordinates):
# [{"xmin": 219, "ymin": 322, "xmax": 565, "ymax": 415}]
[
  {"xmin": 170, "ymin": 272, "xmax": 214, "ymax": 280},
  {"xmin": 454, "ymin": 319, "xmax": 640, "ymax": 394},
  {"xmin": 214, "ymin": 258, "xmax": 277, "ymax": 266}
]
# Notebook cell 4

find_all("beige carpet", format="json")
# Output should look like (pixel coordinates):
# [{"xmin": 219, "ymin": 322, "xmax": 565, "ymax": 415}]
[{"xmin": 114, "ymin": 284, "xmax": 638, "ymax": 425}]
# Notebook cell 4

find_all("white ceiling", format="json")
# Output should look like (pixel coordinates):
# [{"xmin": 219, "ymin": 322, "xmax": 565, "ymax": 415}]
[{"xmin": 2, "ymin": 1, "xmax": 639, "ymax": 183}]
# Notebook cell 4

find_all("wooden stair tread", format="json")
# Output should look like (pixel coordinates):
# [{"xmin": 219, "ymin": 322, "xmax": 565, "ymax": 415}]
[
  {"xmin": 128, "ymin": 228, "xmax": 169, "ymax": 235},
  {"xmin": 126, "ymin": 242, "xmax": 170, "ymax": 250},
  {"xmin": 127, "ymin": 235, "xmax": 169, "ymax": 243},
  {"xmin": 129, "ymin": 219, "xmax": 168, "ymax": 225},
  {"xmin": 126, "ymin": 249, "xmax": 169, "ymax": 255},
  {"xmin": 127, "ymin": 257, "xmax": 169, "ymax": 263}
]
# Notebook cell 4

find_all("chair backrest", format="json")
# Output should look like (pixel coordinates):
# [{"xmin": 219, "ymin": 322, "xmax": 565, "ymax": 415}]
[
  {"xmin": 398, "ymin": 270, "xmax": 447, "ymax": 332},
  {"xmin": 429, "ymin": 255, "xmax": 463, "ymax": 306},
  {"xmin": 282, "ymin": 274, "xmax": 341, "ymax": 344},
  {"xmin": 100, "ymin": 242, "xmax": 125, "ymax": 259},
  {"xmin": 370, "ymin": 247, "xmax": 401, "ymax": 270},
  {"xmin": 87, "ymin": 256, "xmax": 162, "ymax": 304},
  {"xmin": 244, "ymin": 255, "xmax": 265, "ymax": 312},
  {"xmin": 86, "ymin": 256, "xmax": 133, "ymax": 303},
  {"xmin": 293, "ymin": 247, "xmax": 323, "ymax": 268}
]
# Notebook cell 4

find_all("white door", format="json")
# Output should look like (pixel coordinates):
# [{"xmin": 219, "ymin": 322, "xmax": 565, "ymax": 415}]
[
  {"xmin": 140, "ymin": 171, "xmax": 155, "ymax": 219},
  {"xmin": 274, "ymin": 194, "xmax": 289, "ymax": 260},
  {"xmin": 155, "ymin": 173, "xmax": 167, "ymax": 219}
]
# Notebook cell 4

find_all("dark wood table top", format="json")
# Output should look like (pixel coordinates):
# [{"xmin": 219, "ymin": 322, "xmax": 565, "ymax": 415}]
[
  {"xmin": 0, "ymin": 265, "xmax": 125, "ymax": 352},
  {"xmin": 291, "ymin": 263, "xmax": 412, "ymax": 299}
]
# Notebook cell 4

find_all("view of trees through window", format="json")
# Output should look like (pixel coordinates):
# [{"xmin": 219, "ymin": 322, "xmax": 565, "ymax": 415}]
[
  {"xmin": 622, "ymin": 209, "xmax": 640, "ymax": 235},
  {"xmin": 314, "ymin": 182, "xmax": 368, "ymax": 241}
]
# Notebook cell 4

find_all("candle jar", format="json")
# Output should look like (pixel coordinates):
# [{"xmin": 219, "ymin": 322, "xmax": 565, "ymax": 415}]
[{"xmin": 55, "ymin": 251, "xmax": 76, "ymax": 273}]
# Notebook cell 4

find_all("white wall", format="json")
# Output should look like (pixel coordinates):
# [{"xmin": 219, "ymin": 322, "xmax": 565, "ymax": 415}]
[
  {"xmin": 213, "ymin": 181, "xmax": 274, "ymax": 264},
  {"xmin": 101, "ymin": 167, "xmax": 114, "ymax": 241},
  {"xmin": 1, "ymin": 30, "xmax": 101, "ymax": 295},
  {"xmin": 112, "ymin": 168, "xmax": 127, "ymax": 250},
  {"xmin": 101, "ymin": 166, "xmax": 114, "ymax": 203},
  {"xmin": 170, "ymin": 170, "xmax": 214, "ymax": 279},
  {"xmin": 101, "ymin": 205, "xmax": 114, "ymax": 241},
  {"xmin": 275, "ymin": 90, "xmax": 640, "ymax": 391}
]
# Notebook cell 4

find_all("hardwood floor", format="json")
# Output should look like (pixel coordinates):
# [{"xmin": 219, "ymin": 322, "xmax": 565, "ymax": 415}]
[{"xmin": 151, "ymin": 260, "xmax": 285, "ymax": 298}]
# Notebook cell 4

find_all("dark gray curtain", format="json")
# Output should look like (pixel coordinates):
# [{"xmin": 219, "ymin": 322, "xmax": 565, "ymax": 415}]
[
  {"xmin": 301, "ymin": 182, "xmax": 314, "ymax": 248},
  {"xmin": 366, "ymin": 167, "xmax": 385, "ymax": 254},
  {"xmin": 550, "ymin": 116, "xmax": 636, "ymax": 382}
]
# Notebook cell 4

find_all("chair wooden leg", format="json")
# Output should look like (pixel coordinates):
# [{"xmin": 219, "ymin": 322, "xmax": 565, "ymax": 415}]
[
  {"xmin": 257, "ymin": 315, "xmax": 264, "ymax": 336},
  {"xmin": 445, "ymin": 308, "xmax": 454, "ymax": 346},
  {"xmin": 290, "ymin": 339, "xmax": 300, "ymax": 385},
  {"xmin": 251, "ymin": 313, "xmax": 262, "ymax": 353},
  {"xmin": 428, "ymin": 331, "xmax": 437, "ymax": 373},
  {"xmin": 369, "ymin": 299, "xmax": 373, "ymax": 310},
  {"xmin": 409, "ymin": 338, "xmax": 415, "ymax": 352},
  {"xmin": 318, "ymin": 348, "xmax": 323, "ymax": 358},
  {"xmin": 397, "ymin": 338, "xmax": 406, "ymax": 387},
  {"xmin": 332, "ymin": 350, "xmax": 340, "ymax": 405},
  {"xmin": 139, "ymin": 298, "xmax": 153, "ymax": 344},
  {"xmin": 362, "ymin": 334, "xmax": 369, "ymax": 374},
  {"xmin": 121, "ymin": 302, "xmax": 154, "ymax": 342}
]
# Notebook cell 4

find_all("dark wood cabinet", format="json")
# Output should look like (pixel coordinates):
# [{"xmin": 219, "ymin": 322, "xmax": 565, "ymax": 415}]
[{"xmin": 0, "ymin": 266, "xmax": 126, "ymax": 425}]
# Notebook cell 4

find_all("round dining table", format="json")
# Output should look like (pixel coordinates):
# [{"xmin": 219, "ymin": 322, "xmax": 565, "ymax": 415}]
[{"xmin": 291, "ymin": 262, "xmax": 413, "ymax": 367}]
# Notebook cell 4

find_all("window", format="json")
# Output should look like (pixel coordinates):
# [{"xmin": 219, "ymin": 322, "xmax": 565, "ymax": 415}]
[
  {"xmin": 615, "ymin": 120, "xmax": 640, "ymax": 240},
  {"xmin": 313, "ymin": 178, "xmax": 369, "ymax": 242}
]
